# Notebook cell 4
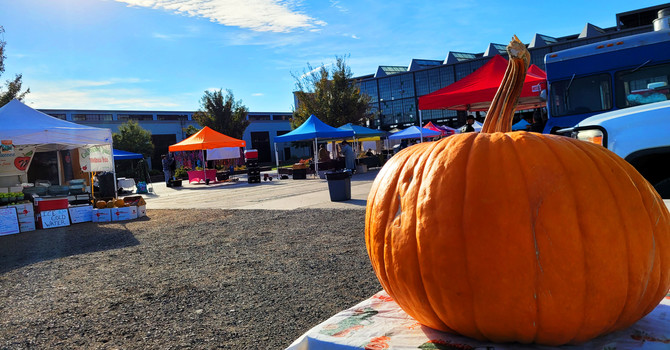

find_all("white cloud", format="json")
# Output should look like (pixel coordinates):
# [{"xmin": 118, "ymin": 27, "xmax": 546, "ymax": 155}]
[
  {"xmin": 116, "ymin": 0, "xmax": 326, "ymax": 33},
  {"xmin": 22, "ymin": 78, "xmax": 189, "ymax": 110},
  {"xmin": 252, "ymin": 93, "xmax": 264, "ymax": 96}
]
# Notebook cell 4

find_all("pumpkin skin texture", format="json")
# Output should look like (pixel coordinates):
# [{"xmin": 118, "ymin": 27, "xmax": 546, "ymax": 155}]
[
  {"xmin": 364, "ymin": 37, "xmax": 670, "ymax": 346},
  {"xmin": 365, "ymin": 132, "xmax": 670, "ymax": 345}
]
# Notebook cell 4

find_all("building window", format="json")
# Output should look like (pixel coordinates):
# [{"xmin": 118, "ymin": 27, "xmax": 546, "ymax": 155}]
[
  {"xmin": 428, "ymin": 69, "xmax": 441, "ymax": 94},
  {"xmin": 378, "ymin": 78, "xmax": 391, "ymax": 101},
  {"xmin": 47, "ymin": 113, "xmax": 67, "ymax": 120},
  {"xmin": 361, "ymin": 80, "xmax": 379, "ymax": 103},
  {"xmin": 439, "ymin": 66, "xmax": 455, "ymax": 89},
  {"xmin": 118, "ymin": 114, "xmax": 153, "ymax": 121},
  {"xmin": 272, "ymin": 115, "xmax": 292, "ymax": 121},
  {"xmin": 157, "ymin": 114, "xmax": 188, "ymax": 121},
  {"xmin": 415, "ymin": 70, "xmax": 430, "ymax": 96},
  {"xmin": 73, "ymin": 114, "xmax": 113, "ymax": 121},
  {"xmin": 248, "ymin": 115, "xmax": 271, "ymax": 121}
]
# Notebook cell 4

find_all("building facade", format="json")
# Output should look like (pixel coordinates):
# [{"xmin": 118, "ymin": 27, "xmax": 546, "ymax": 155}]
[
  {"xmin": 356, "ymin": 4, "xmax": 668, "ymax": 131},
  {"xmin": 37, "ymin": 108, "xmax": 295, "ymax": 167}
]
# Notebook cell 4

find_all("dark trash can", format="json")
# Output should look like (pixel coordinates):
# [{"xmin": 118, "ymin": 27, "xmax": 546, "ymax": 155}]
[{"xmin": 325, "ymin": 170, "xmax": 352, "ymax": 201}]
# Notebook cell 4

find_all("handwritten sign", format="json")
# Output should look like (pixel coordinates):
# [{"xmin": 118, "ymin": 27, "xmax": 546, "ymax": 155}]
[
  {"xmin": 40, "ymin": 209, "xmax": 70, "ymax": 229},
  {"xmin": 69, "ymin": 205, "xmax": 92, "ymax": 224},
  {"xmin": 0, "ymin": 207, "xmax": 20, "ymax": 235},
  {"xmin": 78, "ymin": 144, "xmax": 113, "ymax": 172}
]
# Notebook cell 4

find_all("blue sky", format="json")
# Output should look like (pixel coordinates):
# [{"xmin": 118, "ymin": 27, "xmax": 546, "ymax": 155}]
[{"xmin": 0, "ymin": 0, "xmax": 663, "ymax": 112}]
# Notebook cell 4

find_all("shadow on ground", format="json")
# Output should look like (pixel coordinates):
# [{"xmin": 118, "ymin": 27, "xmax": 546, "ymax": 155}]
[{"xmin": 0, "ymin": 219, "xmax": 144, "ymax": 274}]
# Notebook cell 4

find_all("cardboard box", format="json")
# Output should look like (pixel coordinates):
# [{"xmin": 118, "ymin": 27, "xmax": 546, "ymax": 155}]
[
  {"xmin": 137, "ymin": 205, "xmax": 146, "ymax": 217},
  {"xmin": 91, "ymin": 208, "xmax": 111, "ymax": 222},
  {"xmin": 69, "ymin": 205, "xmax": 93, "ymax": 224},
  {"xmin": 9, "ymin": 186, "xmax": 23, "ymax": 193},
  {"xmin": 0, "ymin": 187, "xmax": 7, "ymax": 193},
  {"xmin": 111, "ymin": 207, "xmax": 135, "ymax": 221},
  {"xmin": 19, "ymin": 220, "xmax": 36, "ymax": 232},
  {"xmin": 9, "ymin": 203, "xmax": 34, "ymax": 222}
]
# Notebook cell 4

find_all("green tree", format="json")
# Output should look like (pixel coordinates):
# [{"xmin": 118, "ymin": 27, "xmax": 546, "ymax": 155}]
[
  {"xmin": 0, "ymin": 26, "xmax": 30, "ymax": 107},
  {"xmin": 182, "ymin": 125, "xmax": 200, "ymax": 138},
  {"xmin": 292, "ymin": 55, "xmax": 370, "ymax": 128},
  {"xmin": 112, "ymin": 120, "xmax": 154, "ymax": 158},
  {"xmin": 192, "ymin": 89, "xmax": 249, "ymax": 139}
]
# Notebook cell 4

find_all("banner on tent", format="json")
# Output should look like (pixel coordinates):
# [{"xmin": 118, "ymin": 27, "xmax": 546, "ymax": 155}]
[
  {"xmin": 0, "ymin": 140, "xmax": 35, "ymax": 176},
  {"xmin": 79, "ymin": 145, "xmax": 113, "ymax": 172}
]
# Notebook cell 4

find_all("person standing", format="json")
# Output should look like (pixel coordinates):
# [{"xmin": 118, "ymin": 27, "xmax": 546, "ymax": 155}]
[
  {"xmin": 340, "ymin": 140, "xmax": 356, "ymax": 172},
  {"xmin": 161, "ymin": 154, "xmax": 173, "ymax": 185},
  {"xmin": 462, "ymin": 115, "xmax": 476, "ymax": 133}
]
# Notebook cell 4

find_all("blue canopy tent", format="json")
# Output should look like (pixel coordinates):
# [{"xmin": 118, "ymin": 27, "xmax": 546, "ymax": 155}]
[
  {"xmin": 388, "ymin": 126, "xmax": 441, "ymax": 140},
  {"xmin": 113, "ymin": 149, "xmax": 144, "ymax": 161},
  {"xmin": 273, "ymin": 115, "xmax": 354, "ymax": 175},
  {"xmin": 337, "ymin": 123, "xmax": 387, "ymax": 138},
  {"xmin": 512, "ymin": 119, "xmax": 530, "ymax": 131}
]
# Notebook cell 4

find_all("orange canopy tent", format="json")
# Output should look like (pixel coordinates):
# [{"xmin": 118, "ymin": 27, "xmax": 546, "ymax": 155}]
[
  {"xmin": 169, "ymin": 126, "xmax": 245, "ymax": 152},
  {"xmin": 168, "ymin": 126, "xmax": 245, "ymax": 184}
]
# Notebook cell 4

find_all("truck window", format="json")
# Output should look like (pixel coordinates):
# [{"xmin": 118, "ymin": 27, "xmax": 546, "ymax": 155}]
[
  {"xmin": 615, "ymin": 62, "xmax": 670, "ymax": 108},
  {"xmin": 549, "ymin": 73, "xmax": 612, "ymax": 117}
]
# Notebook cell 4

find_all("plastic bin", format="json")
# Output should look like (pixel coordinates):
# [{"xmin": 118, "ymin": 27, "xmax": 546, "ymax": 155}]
[{"xmin": 325, "ymin": 170, "xmax": 351, "ymax": 201}]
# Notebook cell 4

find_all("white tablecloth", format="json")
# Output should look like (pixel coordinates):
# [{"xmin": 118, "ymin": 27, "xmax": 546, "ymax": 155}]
[
  {"xmin": 117, "ymin": 178, "xmax": 136, "ymax": 190},
  {"xmin": 286, "ymin": 290, "xmax": 670, "ymax": 350}
]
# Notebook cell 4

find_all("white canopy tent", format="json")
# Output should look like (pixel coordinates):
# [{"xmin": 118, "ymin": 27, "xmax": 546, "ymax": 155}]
[{"xmin": 0, "ymin": 99, "xmax": 114, "ymax": 188}]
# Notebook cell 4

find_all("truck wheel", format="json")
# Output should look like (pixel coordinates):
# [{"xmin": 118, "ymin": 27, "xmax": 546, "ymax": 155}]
[{"xmin": 653, "ymin": 178, "xmax": 670, "ymax": 199}]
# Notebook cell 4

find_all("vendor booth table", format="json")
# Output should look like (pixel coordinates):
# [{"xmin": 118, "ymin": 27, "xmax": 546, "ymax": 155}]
[
  {"xmin": 187, "ymin": 169, "xmax": 217, "ymax": 183},
  {"xmin": 286, "ymin": 290, "xmax": 670, "ymax": 350}
]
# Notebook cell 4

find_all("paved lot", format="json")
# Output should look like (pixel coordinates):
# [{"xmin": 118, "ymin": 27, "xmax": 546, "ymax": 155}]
[
  {"xmin": 140, "ymin": 169, "xmax": 380, "ymax": 210},
  {"xmin": 139, "ymin": 168, "xmax": 670, "ymax": 211}
]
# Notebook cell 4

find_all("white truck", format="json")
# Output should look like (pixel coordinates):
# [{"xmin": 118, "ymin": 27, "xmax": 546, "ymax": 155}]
[{"xmin": 560, "ymin": 100, "xmax": 670, "ymax": 198}]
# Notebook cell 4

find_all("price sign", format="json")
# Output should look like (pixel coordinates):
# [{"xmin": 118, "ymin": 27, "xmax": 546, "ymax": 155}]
[
  {"xmin": 40, "ymin": 209, "xmax": 70, "ymax": 229},
  {"xmin": 69, "ymin": 206, "xmax": 92, "ymax": 223},
  {"xmin": 0, "ymin": 207, "xmax": 20, "ymax": 235}
]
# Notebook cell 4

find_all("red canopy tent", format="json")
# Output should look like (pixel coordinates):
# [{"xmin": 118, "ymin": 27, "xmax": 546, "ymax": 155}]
[{"xmin": 418, "ymin": 55, "xmax": 547, "ymax": 112}]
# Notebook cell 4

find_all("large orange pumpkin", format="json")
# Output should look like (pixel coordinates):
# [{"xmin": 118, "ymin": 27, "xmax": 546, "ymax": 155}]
[{"xmin": 365, "ymin": 36, "xmax": 670, "ymax": 346}]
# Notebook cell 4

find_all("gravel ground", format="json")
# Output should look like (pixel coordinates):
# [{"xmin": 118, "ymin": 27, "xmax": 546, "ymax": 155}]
[{"xmin": 0, "ymin": 209, "xmax": 381, "ymax": 349}]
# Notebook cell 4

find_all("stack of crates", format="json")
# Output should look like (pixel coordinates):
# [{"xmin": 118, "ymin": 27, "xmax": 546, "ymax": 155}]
[{"xmin": 245, "ymin": 149, "xmax": 261, "ymax": 184}]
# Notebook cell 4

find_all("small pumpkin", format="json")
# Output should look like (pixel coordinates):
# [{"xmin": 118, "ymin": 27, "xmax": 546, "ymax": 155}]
[
  {"xmin": 95, "ymin": 200, "xmax": 107, "ymax": 209},
  {"xmin": 105, "ymin": 201, "xmax": 114, "ymax": 208},
  {"xmin": 114, "ymin": 199, "xmax": 125, "ymax": 208},
  {"xmin": 365, "ymin": 36, "xmax": 670, "ymax": 345}
]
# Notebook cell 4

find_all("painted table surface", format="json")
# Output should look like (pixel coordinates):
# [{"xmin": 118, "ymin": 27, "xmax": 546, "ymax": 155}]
[
  {"xmin": 286, "ymin": 290, "xmax": 670, "ymax": 350},
  {"xmin": 187, "ymin": 170, "xmax": 217, "ymax": 183}
]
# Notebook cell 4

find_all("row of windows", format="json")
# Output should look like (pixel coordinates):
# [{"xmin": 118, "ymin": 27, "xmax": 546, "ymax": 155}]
[{"xmin": 360, "ymin": 27, "xmax": 655, "ymax": 129}]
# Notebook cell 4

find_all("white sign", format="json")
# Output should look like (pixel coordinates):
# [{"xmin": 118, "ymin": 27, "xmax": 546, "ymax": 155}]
[
  {"xmin": 0, "ymin": 207, "xmax": 20, "ymax": 236},
  {"xmin": 0, "ymin": 140, "xmax": 35, "ymax": 176},
  {"xmin": 40, "ymin": 209, "xmax": 71, "ymax": 229},
  {"xmin": 79, "ymin": 144, "xmax": 113, "ymax": 172},
  {"xmin": 69, "ymin": 205, "xmax": 93, "ymax": 224}
]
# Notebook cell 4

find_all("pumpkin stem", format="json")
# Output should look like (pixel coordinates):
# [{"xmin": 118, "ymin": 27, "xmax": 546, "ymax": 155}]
[{"xmin": 481, "ymin": 35, "xmax": 531, "ymax": 133}]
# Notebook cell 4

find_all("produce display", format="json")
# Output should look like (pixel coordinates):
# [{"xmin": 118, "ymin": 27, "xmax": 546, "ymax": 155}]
[
  {"xmin": 365, "ymin": 36, "xmax": 670, "ymax": 345},
  {"xmin": 95, "ymin": 199, "xmax": 131, "ymax": 209}
]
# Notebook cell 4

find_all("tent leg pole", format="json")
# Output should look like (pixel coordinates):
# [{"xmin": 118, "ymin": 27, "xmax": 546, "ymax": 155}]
[
  {"xmin": 314, "ymin": 138, "xmax": 318, "ymax": 177},
  {"xmin": 274, "ymin": 142, "xmax": 280, "ymax": 178},
  {"xmin": 201, "ymin": 149, "xmax": 206, "ymax": 184},
  {"xmin": 419, "ymin": 110, "xmax": 424, "ymax": 143}
]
